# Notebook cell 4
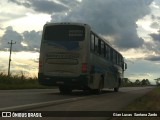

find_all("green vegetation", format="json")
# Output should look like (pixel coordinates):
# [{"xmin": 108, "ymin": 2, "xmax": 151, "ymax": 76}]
[
  {"xmin": 154, "ymin": 78, "xmax": 160, "ymax": 86},
  {"xmin": 125, "ymin": 87, "xmax": 160, "ymax": 111},
  {"xmin": 122, "ymin": 78, "xmax": 151, "ymax": 87},
  {"xmin": 111, "ymin": 87, "xmax": 160, "ymax": 120},
  {"xmin": 0, "ymin": 73, "xmax": 51, "ymax": 89}
]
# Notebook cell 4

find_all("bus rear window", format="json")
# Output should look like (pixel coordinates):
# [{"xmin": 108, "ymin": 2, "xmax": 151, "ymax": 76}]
[{"xmin": 44, "ymin": 25, "xmax": 85, "ymax": 41}]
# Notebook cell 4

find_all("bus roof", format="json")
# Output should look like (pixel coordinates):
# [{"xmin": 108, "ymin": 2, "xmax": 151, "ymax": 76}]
[{"xmin": 44, "ymin": 22, "xmax": 90, "ymax": 28}]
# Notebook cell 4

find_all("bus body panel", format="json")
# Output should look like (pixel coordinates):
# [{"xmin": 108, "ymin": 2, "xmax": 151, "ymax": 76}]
[
  {"xmin": 88, "ymin": 53, "xmax": 123, "ymax": 89},
  {"xmin": 39, "ymin": 23, "xmax": 90, "ymax": 89}
]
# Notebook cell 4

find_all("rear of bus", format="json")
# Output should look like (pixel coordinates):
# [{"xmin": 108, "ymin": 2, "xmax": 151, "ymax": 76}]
[{"xmin": 38, "ymin": 23, "xmax": 90, "ymax": 93}]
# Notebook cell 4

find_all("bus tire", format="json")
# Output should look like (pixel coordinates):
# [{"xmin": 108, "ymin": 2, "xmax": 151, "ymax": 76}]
[
  {"xmin": 59, "ymin": 86, "xmax": 72, "ymax": 94},
  {"xmin": 114, "ymin": 78, "xmax": 121, "ymax": 92},
  {"xmin": 118, "ymin": 78, "xmax": 121, "ymax": 87},
  {"xmin": 114, "ymin": 87, "xmax": 119, "ymax": 92},
  {"xmin": 83, "ymin": 89, "xmax": 91, "ymax": 95}
]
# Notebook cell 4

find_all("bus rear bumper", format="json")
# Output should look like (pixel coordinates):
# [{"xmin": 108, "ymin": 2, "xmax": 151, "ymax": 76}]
[{"xmin": 38, "ymin": 73, "xmax": 88, "ymax": 88}]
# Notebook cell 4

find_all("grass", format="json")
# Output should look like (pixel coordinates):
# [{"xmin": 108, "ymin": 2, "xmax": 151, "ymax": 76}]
[
  {"xmin": 0, "ymin": 72, "xmax": 52, "ymax": 89},
  {"xmin": 111, "ymin": 87, "xmax": 160, "ymax": 120},
  {"xmin": 125, "ymin": 87, "xmax": 160, "ymax": 111}
]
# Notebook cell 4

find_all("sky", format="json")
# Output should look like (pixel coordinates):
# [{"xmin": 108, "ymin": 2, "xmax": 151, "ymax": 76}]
[{"xmin": 0, "ymin": 0, "xmax": 160, "ymax": 84}]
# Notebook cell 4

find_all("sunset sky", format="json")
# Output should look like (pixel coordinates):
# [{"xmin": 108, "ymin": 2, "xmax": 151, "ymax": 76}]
[{"xmin": 0, "ymin": 0, "xmax": 160, "ymax": 84}]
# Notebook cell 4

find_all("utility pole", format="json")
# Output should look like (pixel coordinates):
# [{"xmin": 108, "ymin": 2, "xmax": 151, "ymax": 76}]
[{"xmin": 8, "ymin": 40, "xmax": 16, "ymax": 76}]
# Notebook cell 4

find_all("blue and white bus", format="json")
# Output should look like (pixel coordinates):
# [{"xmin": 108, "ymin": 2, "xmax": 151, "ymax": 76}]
[{"xmin": 38, "ymin": 22, "xmax": 127, "ymax": 94}]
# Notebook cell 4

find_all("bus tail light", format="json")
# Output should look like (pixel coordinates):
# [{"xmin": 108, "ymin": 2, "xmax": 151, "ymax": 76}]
[{"xmin": 82, "ymin": 63, "xmax": 87, "ymax": 73}]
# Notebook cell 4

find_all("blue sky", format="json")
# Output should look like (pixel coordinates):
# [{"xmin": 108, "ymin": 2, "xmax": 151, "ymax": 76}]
[{"xmin": 0, "ymin": 0, "xmax": 160, "ymax": 84}]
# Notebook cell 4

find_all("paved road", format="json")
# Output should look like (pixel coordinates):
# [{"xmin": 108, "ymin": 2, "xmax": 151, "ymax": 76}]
[{"xmin": 0, "ymin": 87, "xmax": 155, "ymax": 120}]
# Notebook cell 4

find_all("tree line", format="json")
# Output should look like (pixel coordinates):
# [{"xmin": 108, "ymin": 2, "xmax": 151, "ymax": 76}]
[{"xmin": 122, "ymin": 78, "xmax": 151, "ymax": 87}]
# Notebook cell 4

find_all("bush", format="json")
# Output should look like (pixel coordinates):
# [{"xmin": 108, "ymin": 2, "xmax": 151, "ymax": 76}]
[{"xmin": 0, "ymin": 72, "xmax": 50, "ymax": 89}]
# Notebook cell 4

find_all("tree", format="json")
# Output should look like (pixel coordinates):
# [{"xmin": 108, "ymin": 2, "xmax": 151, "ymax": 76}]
[
  {"xmin": 141, "ymin": 79, "xmax": 147, "ymax": 86},
  {"xmin": 154, "ymin": 78, "xmax": 160, "ymax": 86},
  {"xmin": 145, "ymin": 79, "xmax": 150, "ymax": 85},
  {"xmin": 135, "ymin": 79, "xmax": 140, "ymax": 85},
  {"xmin": 141, "ymin": 79, "xmax": 150, "ymax": 86},
  {"xmin": 123, "ymin": 78, "xmax": 130, "ymax": 84},
  {"xmin": 122, "ymin": 78, "xmax": 133, "ymax": 86}
]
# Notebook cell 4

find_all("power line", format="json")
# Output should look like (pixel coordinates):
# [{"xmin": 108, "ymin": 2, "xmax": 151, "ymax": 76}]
[{"xmin": 8, "ymin": 40, "xmax": 16, "ymax": 76}]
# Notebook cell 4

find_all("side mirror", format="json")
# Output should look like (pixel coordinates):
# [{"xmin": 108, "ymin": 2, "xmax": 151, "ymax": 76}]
[{"xmin": 122, "ymin": 62, "xmax": 127, "ymax": 70}]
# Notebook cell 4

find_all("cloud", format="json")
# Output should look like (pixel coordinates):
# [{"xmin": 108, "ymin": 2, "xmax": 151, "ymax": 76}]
[
  {"xmin": 51, "ymin": 0, "xmax": 153, "ymax": 49},
  {"xmin": 150, "ymin": 21, "xmax": 160, "ymax": 29},
  {"xmin": 8, "ymin": 0, "xmax": 30, "ymax": 7},
  {"xmin": 144, "ymin": 34, "xmax": 160, "ymax": 62},
  {"xmin": 0, "ymin": 26, "xmax": 42, "ymax": 52},
  {"xmin": 8, "ymin": 0, "xmax": 69, "ymax": 14},
  {"xmin": 0, "ymin": 12, "xmax": 25, "ymax": 22},
  {"xmin": 0, "ymin": 51, "xmax": 39, "ymax": 76},
  {"xmin": 154, "ymin": 0, "xmax": 160, "ymax": 5},
  {"xmin": 150, "ymin": 33, "xmax": 160, "ymax": 42},
  {"xmin": 22, "ymin": 30, "xmax": 42, "ymax": 51},
  {"xmin": 31, "ymin": 0, "xmax": 69, "ymax": 14},
  {"xmin": 0, "ymin": 26, "xmax": 5, "ymax": 30},
  {"xmin": 3, "ymin": 0, "xmax": 155, "ymax": 51},
  {"xmin": 0, "ymin": 26, "xmax": 23, "ymax": 51},
  {"xmin": 124, "ymin": 60, "xmax": 159, "ymax": 84},
  {"xmin": 146, "ymin": 55, "xmax": 160, "ymax": 61},
  {"xmin": 60, "ymin": 0, "xmax": 80, "ymax": 5},
  {"xmin": 7, "ymin": 0, "xmax": 154, "ymax": 50},
  {"xmin": 144, "ymin": 41, "xmax": 160, "ymax": 55}
]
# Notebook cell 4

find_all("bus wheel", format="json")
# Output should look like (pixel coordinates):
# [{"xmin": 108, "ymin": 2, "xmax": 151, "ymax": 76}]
[
  {"xmin": 83, "ymin": 89, "xmax": 91, "ymax": 95},
  {"xmin": 59, "ymin": 86, "xmax": 72, "ymax": 94},
  {"xmin": 114, "ymin": 79, "xmax": 121, "ymax": 92},
  {"xmin": 114, "ymin": 87, "xmax": 119, "ymax": 92}
]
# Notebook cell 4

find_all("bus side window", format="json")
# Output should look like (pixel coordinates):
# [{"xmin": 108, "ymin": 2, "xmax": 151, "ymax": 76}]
[
  {"xmin": 91, "ymin": 34, "xmax": 95, "ymax": 51},
  {"xmin": 98, "ymin": 39, "xmax": 101, "ymax": 55},
  {"xmin": 105, "ymin": 44, "xmax": 108, "ymax": 59},
  {"xmin": 113, "ymin": 51, "xmax": 116, "ymax": 63},
  {"xmin": 95, "ymin": 36, "xmax": 98, "ymax": 54},
  {"xmin": 101, "ymin": 41, "xmax": 104, "ymax": 57},
  {"xmin": 117, "ymin": 54, "xmax": 119, "ymax": 65},
  {"xmin": 108, "ymin": 46, "xmax": 110, "ymax": 61},
  {"xmin": 115, "ymin": 52, "xmax": 118, "ymax": 64},
  {"xmin": 110, "ymin": 48, "xmax": 113, "ymax": 62},
  {"xmin": 104, "ymin": 43, "xmax": 106, "ymax": 57},
  {"xmin": 118, "ymin": 54, "xmax": 121, "ymax": 65},
  {"xmin": 120, "ymin": 55, "xmax": 122, "ymax": 66}
]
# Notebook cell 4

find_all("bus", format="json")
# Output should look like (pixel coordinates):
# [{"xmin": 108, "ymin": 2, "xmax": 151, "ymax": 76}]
[{"xmin": 38, "ymin": 22, "xmax": 127, "ymax": 94}]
